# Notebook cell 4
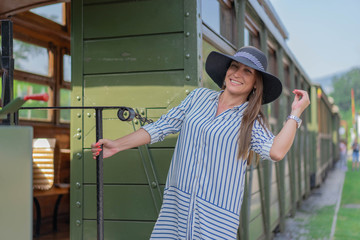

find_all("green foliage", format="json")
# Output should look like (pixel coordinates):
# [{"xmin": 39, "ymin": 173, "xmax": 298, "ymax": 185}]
[{"xmin": 330, "ymin": 67, "xmax": 360, "ymax": 126}]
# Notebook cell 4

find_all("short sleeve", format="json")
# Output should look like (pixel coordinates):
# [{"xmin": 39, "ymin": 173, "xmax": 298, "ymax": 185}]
[
  {"xmin": 250, "ymin": 119, "xmax": 275, "ymax": 161},
  {"xmin": 142, "ymin": 88, "xmax": 199, "ymax": 144}
]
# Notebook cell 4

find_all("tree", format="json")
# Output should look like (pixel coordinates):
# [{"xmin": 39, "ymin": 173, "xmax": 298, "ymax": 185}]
[{"xmin": 330, "ymin": 67, "xmax": 360, "ymax": 126}]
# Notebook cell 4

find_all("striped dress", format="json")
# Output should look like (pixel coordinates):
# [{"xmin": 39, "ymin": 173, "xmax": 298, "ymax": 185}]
[{"xmin": 142, "ymin": 88, "xmax": 274, "ymax": 239}]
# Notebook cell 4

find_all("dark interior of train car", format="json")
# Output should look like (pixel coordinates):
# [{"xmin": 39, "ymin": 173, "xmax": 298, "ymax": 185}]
[{"xmin": 1, "ymin": 1, "xmax": 71, "ymax": 239}]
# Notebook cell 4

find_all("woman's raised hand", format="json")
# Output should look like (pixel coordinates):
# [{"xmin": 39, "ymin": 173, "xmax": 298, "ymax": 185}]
[
  {"xmin": 291, "ymin": 89, "xmax": 310, "ymax": 117},
  {"xmin": 91, "ymin": 139, "xmax": 120, "ymax": 160}
]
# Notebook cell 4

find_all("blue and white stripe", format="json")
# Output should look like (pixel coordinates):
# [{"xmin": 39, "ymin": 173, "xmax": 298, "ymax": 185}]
[{"xmin": 142, "ymin": 88, "xmax": 274, "ymax": 239}]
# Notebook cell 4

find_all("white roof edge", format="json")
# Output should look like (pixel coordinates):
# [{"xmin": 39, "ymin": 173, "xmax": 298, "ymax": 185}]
[{"xmin": 263, "ymin": 0, "xmax": 289, "ymax": 39}]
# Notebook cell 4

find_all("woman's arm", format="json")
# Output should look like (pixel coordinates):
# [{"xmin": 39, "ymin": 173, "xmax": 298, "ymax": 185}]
[
  {"xmin": 270, "ymin": 89, "xmax": 310, "ymax": 161},
  {"xmin": 91, "ymin": 128, "xmax": 150, "ymax": 159},
  {"xmin": 90, "ymin": 88, "xmax": 201, "ymax": 159}
]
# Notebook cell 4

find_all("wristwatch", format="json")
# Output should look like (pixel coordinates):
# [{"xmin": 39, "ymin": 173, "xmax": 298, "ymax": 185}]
[{"xmin": 287, "ymin": 115, "xmax": 302, "ymax": 129}]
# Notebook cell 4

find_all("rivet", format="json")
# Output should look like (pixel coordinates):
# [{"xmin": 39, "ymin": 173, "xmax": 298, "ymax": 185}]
[
  {"xmin": 185, "ymin": 53, "xmax": 190, "ymax": 59},
  {"xmin": 76, "ymin": 134, "xmax": 81, "ymax": 140},
  {"xmin": 76, "ymin": 220, "xmax": 81, "ymax": 226},
  {"xmin": 76, "ymin": 153, "xmax": 82, "ymax": 159},
  {"xmin": 199, "ymin": 33, "xmax": 201, "ymax": 38},
  {"xmin": 185, "ymin": 12, "xmax": 190, "ymax": 17},
  {"xmin": 140, "ymin": 110, "xmax": 145, "ymax": 115},
  {"xmin": 76, "ymin": 201, "xmax": 81, "ymax": 208},
  {"xmin": 185, "ymin": 75, "xmax": 191, "ymax": 81},
  {"xmin": 185, "ymin": 32, "xmax": 190, "ymax": 37},
  {"xmin": 151, "ymin": 182, "xmax": 157, "ymax": 189},
  {"xmin": 75, "ymin": 182, "xmax": 81, "ymax": 189},
  {"xmin": 134, "ymin": 120, "xmax": 139, "ymax": 124},
  {"xmin": 185, "ymin": 89, "xmax": 190, "ymax": 95},
  {"xmin": 87, "ymin": 113, "xmax": 91, "ymax": 117},
  {"xmin": 77, "ymin": 113, "xmax": 81, "ymax": 118},
  {"xmin": 198, "ymin": 13, "xmax": 201, "ymax": 18},
  {"xmin": 76, "ymin": 96, "xmax": 81, "ymax": 101},
  {"xmin": 77, "ymin": 128, "xmax": 81, "ymax": 133}
]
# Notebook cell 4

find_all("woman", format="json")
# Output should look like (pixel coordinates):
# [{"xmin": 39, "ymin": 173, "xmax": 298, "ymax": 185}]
[{"xmin": 91, "ymin": 46, "xmax": 310, "ymax": 239}]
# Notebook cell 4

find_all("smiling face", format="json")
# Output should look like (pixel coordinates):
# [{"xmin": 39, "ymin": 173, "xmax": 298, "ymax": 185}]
[{"xmin": 224, "ymin": 61, "xmax": 257, "ymax": 97}]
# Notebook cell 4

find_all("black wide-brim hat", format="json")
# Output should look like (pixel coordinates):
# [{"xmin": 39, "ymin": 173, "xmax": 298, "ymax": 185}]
[{"xmin": 205, "ymin": 46, "xmax": 282, "ymax": 104}]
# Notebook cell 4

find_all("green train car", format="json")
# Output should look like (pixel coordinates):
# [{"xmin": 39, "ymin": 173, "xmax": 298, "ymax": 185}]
[{"xmin": 0, "ymin": 0, "xmax": 340, "ymax": 239}]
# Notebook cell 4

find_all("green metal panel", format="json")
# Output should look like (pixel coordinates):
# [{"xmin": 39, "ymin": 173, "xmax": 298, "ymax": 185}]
[
  {"xmin": 83, "ymin": 72, "xmax": 185, "ymax": 107},
  {"xmin": 71, "ymin": 0, "xmax": 202, "ymax": 238},
  {"xmin": 70, "ymin": 0, "xmax": 84, "ymax": 238},
  {"xmin": 83, "ymin": 185, "xmax": 158, "ymax": 220},
  {"xmin": 83, "ymin": 33, "xmax": 184, "ymax": 74},
  {"xmin": 258, "ymin": 23, "xmax": 271, "ymax": 240},
  {"xmin": 288, "ymin": 63, "xmax": 297, "ymax": 216},
  {"xmin": 276, "ymin": 46, "xmax": 286, "ymax": 232},
  {"xmin": 0, "ymin": 127, "xmax": 33, "ymax": 240},
  {"xmin": 249, "ymin": 191, "xmax": 262, "ymax": 218},
  {"xmin": 249, "ymin": 213, "xmax": 264, "ymax": 240},
  {"xmin": 83, "ymin": 220, "xmax": 154, "ymax": 240},
  {"xmin": 270, "ymin": 165, "xmax": 280, "ymax": 229},
  {"xmin": 83, "ymin": 0, "xmax": 184, "ymax": 39},
  {"xmin": 83, "ymin": 149, "xmax": 149, "ymax": 184}
]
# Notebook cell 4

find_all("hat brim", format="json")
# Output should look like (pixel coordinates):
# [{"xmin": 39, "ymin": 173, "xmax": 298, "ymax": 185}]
[{"xmin": 205, "ymin": 51, "xmax": 282, "ymax": 104}]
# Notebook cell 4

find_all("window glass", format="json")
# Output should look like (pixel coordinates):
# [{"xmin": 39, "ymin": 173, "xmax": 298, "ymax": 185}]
[
  {"xmin": 30, "ymin": 3, "xmax": 64, "ymax": 25},
  {"xmin": 14, "ymin": 80, "xmax": 49, "ymax": 120},
  {"xmin": 202, "ymin": 0, "xmax": 221, "ymax": 34},
  {"xmin": 201, "ymin": 0, "xmax": 237, "ymax": 46},
  {"xmin": 13, "ymin": 39, "xmax": 49, "ymax": 76},
  {"xmin": 63, "ymin": 54, "xmax": 71, "ymax": 82},
  {"xmin": 244, "ymin": 28, "xmax": 250, "ymax": 46},
  {"xmin": 60, "ymin": 88, "xmax": 71, "ymax": 122}
]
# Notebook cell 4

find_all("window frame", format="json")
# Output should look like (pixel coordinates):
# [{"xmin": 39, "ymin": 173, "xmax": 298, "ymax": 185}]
[{"xmin": 3, "ymin": 2, "xmax": 71, "ymax": 126}]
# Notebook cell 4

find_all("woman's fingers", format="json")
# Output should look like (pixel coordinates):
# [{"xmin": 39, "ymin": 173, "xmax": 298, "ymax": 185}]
[
  {"xmin": 91, "ymin": 140, "xmax": 104, "ymax": 159},
  {"xmin": 291, "ymin": 89, "xmax": 310, "ymax": 116}
]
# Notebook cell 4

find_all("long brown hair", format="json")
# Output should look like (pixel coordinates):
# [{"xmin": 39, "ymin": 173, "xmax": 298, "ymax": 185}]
[{"xmin": 237, "ymin": 71, "xmax": 269, "ymax": 165}]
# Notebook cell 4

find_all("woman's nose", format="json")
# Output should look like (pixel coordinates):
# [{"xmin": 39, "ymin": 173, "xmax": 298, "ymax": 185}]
[{"xmin": 233, "ymin": 68, "xmax": 242, "ymax": 77}]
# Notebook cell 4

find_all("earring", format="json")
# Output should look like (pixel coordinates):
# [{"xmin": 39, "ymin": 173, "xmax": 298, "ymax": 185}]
[{"xmin": 252, "ymin": 88, "xmax": 256, "ymax": 94}]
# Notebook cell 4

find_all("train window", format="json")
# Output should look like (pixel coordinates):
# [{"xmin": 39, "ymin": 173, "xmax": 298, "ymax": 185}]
[
  {"xmin": 63, "ymin": 54, "xmax": 71, "ymax": 83},
  {"xmin": 201, "ymin": 0, "xmax": 237, "ymax": 46},
  {"xmin": 13, "ymin": 39, "xmax": 49, "ymax": 77},
  {"xmin": 267, "ymin": 48, "xmax": 277, "ymax": 76},
  {"xmin": 284, "ymin": 64, "xmax": 290, "ymax": 89},
  {"xmin": 202, "ymin": 0, "xmax": 221, "ymax": 34},
  {"xmin": 14, "ymin": 80, "xmax": 49, "ymax": 121},
  {"xmin": 30, "ymin": 3, "xmax": 65, "ymax": 25},
  {"xmin": 60, "ymin": 88, "xmax": 71, "ymax": 123},
  {"xmin": 244, "ymin": 28, "xmax": 250, "ymax": 46}
]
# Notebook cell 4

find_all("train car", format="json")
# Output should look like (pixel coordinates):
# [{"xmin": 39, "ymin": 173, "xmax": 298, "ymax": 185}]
[{"xmin": 0, "ymin": 0, "xmax": 340, "ymax": 239}]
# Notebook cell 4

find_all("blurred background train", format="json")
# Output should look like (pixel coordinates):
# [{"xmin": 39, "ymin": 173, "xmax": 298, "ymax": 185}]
[{"xmin": 0, "ymin": 0, "xmax": 340, "ymax": 239}]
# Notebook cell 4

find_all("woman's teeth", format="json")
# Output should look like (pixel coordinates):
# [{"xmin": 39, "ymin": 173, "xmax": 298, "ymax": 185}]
[{"xmin": 230, "ymin": 80, "xmax": 242, "ymax": 85}]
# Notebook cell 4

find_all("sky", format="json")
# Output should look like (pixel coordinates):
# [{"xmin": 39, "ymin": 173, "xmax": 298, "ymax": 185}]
[{"xmin": 269, "ymin": 0, "xmax": 360, "ymax": 80}]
